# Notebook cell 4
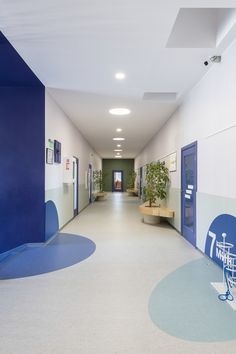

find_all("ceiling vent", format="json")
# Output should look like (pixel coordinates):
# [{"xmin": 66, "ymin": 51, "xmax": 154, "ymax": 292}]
[{"xmin": 143, "ymin": 92, "xmax": 177, "ymax": 101}]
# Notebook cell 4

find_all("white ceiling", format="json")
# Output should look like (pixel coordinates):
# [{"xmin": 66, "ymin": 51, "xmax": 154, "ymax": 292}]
[{"xmin": 1, "ymin": 0, "xmax": 236, "ymax": 158}]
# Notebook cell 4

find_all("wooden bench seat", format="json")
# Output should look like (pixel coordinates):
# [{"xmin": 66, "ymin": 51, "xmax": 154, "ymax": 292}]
[
  {"xmin": 139, "ymin": 202, "xmax": 174, "ymax": 218},
  {"xmin": 95, "ymin": 192, "xmax": 107, "ymax": 200},
  {"xmin": 126, "ymin": 188, "xmax": 138, "ymax": 195}
]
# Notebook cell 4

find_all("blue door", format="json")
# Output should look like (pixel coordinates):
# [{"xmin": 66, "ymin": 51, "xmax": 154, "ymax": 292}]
[{"xmin": 181, "ymin": 142, "xmax": 197, "ymax": 247}]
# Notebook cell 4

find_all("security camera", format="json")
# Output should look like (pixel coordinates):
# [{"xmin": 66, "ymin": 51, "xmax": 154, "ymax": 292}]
[
  {"xmin": 204, "ymin": 55, "xmax": 221, "ymax": 66},
  {"xmin": 210, "ymin": 55, "xmax": 221, "ymax": 63}
]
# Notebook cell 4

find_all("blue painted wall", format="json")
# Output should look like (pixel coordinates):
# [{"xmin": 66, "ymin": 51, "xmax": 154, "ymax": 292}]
[
  {"xmin": 0, "ymin": 32, "xmax": 45, "ymax": 254},
  {"xmin": 0, "ymin": 32, "xmax": 43, "ymax": 86}
]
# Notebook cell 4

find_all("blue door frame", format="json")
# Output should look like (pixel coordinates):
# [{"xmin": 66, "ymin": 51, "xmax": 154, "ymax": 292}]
[
  {"xmin": 112, "ymin": 170, "xmax": 124, "ymax": 192},
  {"xmin": 139, "ymin": 167, "xmax": 143, "ymax": 198},
  {"xmin": 181, "ymin": 141, "xmax": 197, "ymax": 247},
  {"xmin": 73, "ymin": 157, "xmax": 79, "ymax": 217},
  {"xmin": 88, "ymin": 164, "xmax": 92, "ymax": 203}
]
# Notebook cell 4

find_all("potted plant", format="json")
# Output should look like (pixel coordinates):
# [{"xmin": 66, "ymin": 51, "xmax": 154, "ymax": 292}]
[
  {"xmin": 93, "ymin": 170, "xmax": 108, "ymax": 200},
  {"xmin": 93, "ymin": 170, "xmax": 104, "ymax": 192},
  {"xmin": 128, "ymin": 170, "xmax": 137, "ymax": 188},
  {"xmin": 127, "ymin": 170, "xmax": 137, "ymax": 195},
  {"xmin": 143, "ymin": 161, "xmax": 169, "ymax": 207}
]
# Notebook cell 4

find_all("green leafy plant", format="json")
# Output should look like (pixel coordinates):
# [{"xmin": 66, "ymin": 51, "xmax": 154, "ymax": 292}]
[
  {"xmin": 128, "ymin": 170, "xmax": 137, "ymax": 189},
  {"xmin": 143, "ymin": 161, "xmax": 169, "ymax": 207},
  {"xmin": 93, "ymin": 170, "xmax": 107, "ymax": 192}
]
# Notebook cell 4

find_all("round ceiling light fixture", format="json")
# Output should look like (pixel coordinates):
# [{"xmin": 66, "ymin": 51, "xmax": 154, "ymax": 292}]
[
  {"xmin": 117, "ymin": 144, "xmax": 121, "ymax": 147},
  {"xmin": 116, "ymin": 128, "xmax": 122, "ymax": 132},
  {"xmin": 115, "ymin": 72, "xmax": 125, "ymax": 80},
  {"xmin": 109, "ymin": 108, "xmax": 131, "ymax": 116},
  {"xmin": 113, "ymin": 137, "xmax": 125, "ymax": 141}
]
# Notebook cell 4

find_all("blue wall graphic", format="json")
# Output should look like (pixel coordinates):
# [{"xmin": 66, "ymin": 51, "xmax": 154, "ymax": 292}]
[
  {"xmin": 45, "ymin": 201, "xmax": 59, "ymax": 241},
  {"xmin": 0, "ymin": 32, "xmax": 45, "ymax": 254},
  {"xmin": 205, "ymin": 214, "xmax": 236, "ymax": 269}
]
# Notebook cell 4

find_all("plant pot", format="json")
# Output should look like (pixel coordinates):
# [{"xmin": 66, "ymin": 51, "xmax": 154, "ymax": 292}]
[
  {"xmin": 143, "ymin": 215, "xmax": 161, "ymax": 225},
  {"xmin": 95, "ymin": 191, "xmax": 107, "ymax": 201}
]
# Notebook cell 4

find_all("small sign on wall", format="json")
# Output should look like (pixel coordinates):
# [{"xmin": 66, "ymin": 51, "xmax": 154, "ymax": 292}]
[
  {"xmin": 169, "ymin": 152, "xmax": 177, "ymax": 172},
  {"xmin": 48, "ymin": 139, "xmax": 54, "ymax": 150},
  {"xmin": 63, "ymin": 157, "xmax": 73, "ymax": 183},
  {"xmin": 46, "ymin": 148, "xmax": 54, "ymax": 164},
  {"xmin": 54, "ymin": 140, "xmax": 61, "ymax": 164},
  {"xmin": 85, "ymin": 171, "xmax": 88, "ymax": 189}
]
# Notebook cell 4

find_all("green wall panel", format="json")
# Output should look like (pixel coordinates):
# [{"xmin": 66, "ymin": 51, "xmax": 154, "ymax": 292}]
[
  {"xmin": 164, "ymin": 187, "xmax": 181, "ymax": 232},
  {"xmin": 102, "ymin": 159, "xmax": 134, "ymax": 192},
  {"xmin": 78, "ymin": 183, "xmax": 89, "ymax": 212}
]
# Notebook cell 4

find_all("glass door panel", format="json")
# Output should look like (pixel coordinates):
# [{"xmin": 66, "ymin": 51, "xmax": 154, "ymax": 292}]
[
  {"xmin": 181, "ymin": 142, "xmax": 197, "ymax": 247},
  {"xmin": 112, "ymin": 170, "xmax": 123, "ymax": 192}
]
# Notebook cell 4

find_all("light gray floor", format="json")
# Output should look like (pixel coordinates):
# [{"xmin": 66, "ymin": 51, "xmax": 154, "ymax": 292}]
[{"xmin": 0, "ymin": 193, "xmax": 234, "ymax": 353}]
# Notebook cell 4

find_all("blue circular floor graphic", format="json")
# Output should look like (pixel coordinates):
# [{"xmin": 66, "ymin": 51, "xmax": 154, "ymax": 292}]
[
  {"xmin": 149, "ymin": 258, "xmax": 236, "ymax": 342},
  {"xmin": 0, "ymin": 233, "xmax": 96, "ymax": 279}
]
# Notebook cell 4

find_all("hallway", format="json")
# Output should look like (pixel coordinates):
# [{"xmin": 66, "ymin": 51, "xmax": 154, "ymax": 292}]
[
  {"xmin": 0, "ymin": 193, "xmax": 232, "ymax": 354},
  {"xmin": 1, "ymin": 3, "xmax": 236, "ymax": 352}
]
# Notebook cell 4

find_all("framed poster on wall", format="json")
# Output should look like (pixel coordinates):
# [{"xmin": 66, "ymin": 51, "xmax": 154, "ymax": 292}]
[
  {"xmin": 85, "ymin": 170, "xmax": 88, "ymax": 189},
  {"xmin": 54, "ymin": 140, "xmax": 61, "ymax": 163},
  {"xmin": 46, "ymin": 148, "xmax": 54, "ymax": 164},
  {"xmin": 169, "ymin": 152, "xmax": 177, "ymax": 172}
]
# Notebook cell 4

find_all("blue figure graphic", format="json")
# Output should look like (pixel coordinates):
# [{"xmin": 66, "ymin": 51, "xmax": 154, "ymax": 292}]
[{"xmin": 205, "ymin": 214, "xmax": 236, "ymax": 301}]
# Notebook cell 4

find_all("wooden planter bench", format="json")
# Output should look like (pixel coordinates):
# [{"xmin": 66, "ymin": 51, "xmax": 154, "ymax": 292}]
[
  {"xmin": 139, "ymin": 202, "xmax": 174, "ymax": 224},
  {"xmin": 95, "ymin": 192, "xmax": 107, "ymax": 201},
  {"xmin": 126, "ymin": 188, "xmax": 138, "ymax": 196}
]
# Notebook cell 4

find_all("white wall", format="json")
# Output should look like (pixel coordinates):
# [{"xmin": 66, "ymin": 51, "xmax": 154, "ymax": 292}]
[
  {"xmin": 135, "ymin": 38, "xmax": 236, "ymax": 252},
  {"xmin": 45, "ymin": 91, "xmax": 101, "ymax": 228}
]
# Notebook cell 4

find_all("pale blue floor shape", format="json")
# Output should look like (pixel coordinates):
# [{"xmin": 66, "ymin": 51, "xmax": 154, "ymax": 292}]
[
  {"xmin": 149, "ymin": 257, "xmax": 236, "ymax": 342},
  {"xmin": 0, "ymin": 233, "xmax": 96, "ymax": 279}
]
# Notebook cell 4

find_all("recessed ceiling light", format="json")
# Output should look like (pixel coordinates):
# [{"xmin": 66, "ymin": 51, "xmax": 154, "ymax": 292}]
[
  {"xmin": 115, "ymin": 72, "xmax": 125, "ymax": 80},
  {"xmin": 113, "ymin": 137, "xmax": 125, "ymax": 141},
  {"xmin": 109, "ymin": 108, "xmax": 131, "ymax": 116},
  {"xmin": 117, "ymin": 144, "xmax": 121, "ymax": 147},
  {"xmin": 114, "ymin": 149, "xmax": 123, "ymax": 152},
  {"xmin": 115, "ymin": 155, "xmax": 122, "ymax": 158},
  {"xmin": 116, "ymin": 128, "xmax": 122, "ymax": 132},
  {"xmin": 116, "ymin": 152, "xmax": 121, "ymax": 155}
]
